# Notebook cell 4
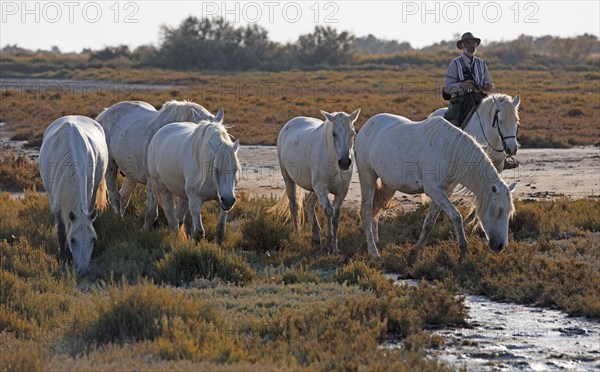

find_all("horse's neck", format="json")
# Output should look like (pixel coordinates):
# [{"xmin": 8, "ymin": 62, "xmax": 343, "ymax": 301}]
[
  {"xmin": 464, "ymin": 105, "xmax": 503, "ymax": 158},
  {"xmin": 457, "ymin": 156, "xmax": 500, "ymax": 198},
  {"xmin": 69, "ymin": 132, "xmax": 95, "ymax": 212},
  {"xmin": 321, "ymin": 123, "xmax": 337, "ymax": 162}
]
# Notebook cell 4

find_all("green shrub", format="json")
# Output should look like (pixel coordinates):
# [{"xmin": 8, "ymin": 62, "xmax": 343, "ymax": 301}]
[
  {"xmin": 86, "ymin": 282, "xmax": 222, "ymax": 344},
  {"xmin": 156, "ymin": 242, "xmax": 254, "ymax": 286},
  {"xmin": 240, "ymin": 213, "xmax": 292, "ymax": 252},
  {"xmin": 335, "ymin": 261, "xmax": 391, "ymax": 295}
]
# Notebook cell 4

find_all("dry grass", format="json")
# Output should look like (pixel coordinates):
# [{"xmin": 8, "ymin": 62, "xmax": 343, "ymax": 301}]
[{"xmin": 1, "ymin": 68, "xmax": 598, "ymax": 148}]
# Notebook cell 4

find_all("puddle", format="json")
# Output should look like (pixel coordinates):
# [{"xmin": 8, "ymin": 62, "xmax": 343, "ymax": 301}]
[{"xmin": 386, "ymin": 276, "xmax": 600, "ymax": 371}]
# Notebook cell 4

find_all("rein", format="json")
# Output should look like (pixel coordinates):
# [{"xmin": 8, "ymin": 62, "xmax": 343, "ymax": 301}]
[{"xmin": 469, "ymin": 94, "xmax": 516, "ymax": 154}]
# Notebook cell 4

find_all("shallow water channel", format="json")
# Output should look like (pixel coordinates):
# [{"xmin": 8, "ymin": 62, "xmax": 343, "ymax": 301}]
[{"xmin": 386, "ymin": 276, "xmax": 600, "ymax": 371}]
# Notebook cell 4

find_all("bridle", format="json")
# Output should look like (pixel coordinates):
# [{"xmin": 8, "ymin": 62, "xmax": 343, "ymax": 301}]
[{"xmin": 470, "ymin": 94, "xmax": 517, "ymax": 154}]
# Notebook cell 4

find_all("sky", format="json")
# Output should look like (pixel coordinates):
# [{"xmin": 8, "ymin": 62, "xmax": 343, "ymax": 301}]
[{"xmin": 1, "ymin": 0, "xmax": 599, "ymax": 52}]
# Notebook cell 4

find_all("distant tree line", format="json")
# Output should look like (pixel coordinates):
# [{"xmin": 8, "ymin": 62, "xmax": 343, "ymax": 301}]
[{"xmin": 2, "ymin": 16, "xmax": 599, "ymax": 72}]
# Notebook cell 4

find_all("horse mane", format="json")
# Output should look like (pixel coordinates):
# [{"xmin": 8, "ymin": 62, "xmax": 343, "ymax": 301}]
[
  {"xmin": 47, "ymin": 124, "xmax": 92, "ymax": 217},
  {"xmin": 191, "ymin": 121, "xmax": 236, "ymax": 179},
  {"xmin": 323, "ymin": 114, "xmax": 340, "ymax": 161},
  {"xmin": 157, "ymin": 100, "xmax": 214, "ymax": 123},
  {"xmin": 424, "ymin": 117, "xmax": 514, "ymax": 218}
]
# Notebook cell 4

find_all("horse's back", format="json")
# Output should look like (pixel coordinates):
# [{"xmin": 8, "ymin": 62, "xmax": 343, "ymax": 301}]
[
  {"xmin": 147, "ymin": 122, "xmax": 197, "ymax": 176},
  {"xmin": 97, "ymin": 101, "xmax": 157, "ymax": 139},
  {"xmin": 356, "ymin": 114, "xmax": 453, "ymax": 185},
  {"xmin": 40, "ymin": 116, "xmax": 108, "ymax": 210},
  {"xmin": 278, "ymin": 116, "xmax": 322, "ymax": 140}
]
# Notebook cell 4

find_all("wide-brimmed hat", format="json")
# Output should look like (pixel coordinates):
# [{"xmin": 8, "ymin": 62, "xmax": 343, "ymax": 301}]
[{"xmin": 457, "ymin": 32, "xmax": 481, "ymax": 49}]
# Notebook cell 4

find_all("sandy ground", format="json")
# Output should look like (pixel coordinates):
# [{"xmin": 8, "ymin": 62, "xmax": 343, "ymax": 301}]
[
  {"xmin": 236, "ymin": 145, "xmax": 600, "ymax": 210},
  {"xmin": 2, "ymin": 122, "xmax": 599, "ymax": 208}
]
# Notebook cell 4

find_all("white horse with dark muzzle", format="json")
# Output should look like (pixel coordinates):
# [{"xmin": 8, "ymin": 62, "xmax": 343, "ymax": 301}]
[
  {"xmin": 39, "ymin": 115, "xmax": 108, "ymax": 276},
  {"xmin": 144, "ymin": 119, "xmax": 239, "ymax": 244},
  {"xmin": 268, "ymin": 109, "xmax": 360, "ymax": 253}
]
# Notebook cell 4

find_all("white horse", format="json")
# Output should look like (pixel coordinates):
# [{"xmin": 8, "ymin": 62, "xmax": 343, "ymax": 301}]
[
  {"xmin": 430, "ymin": 94, "xmax": 520, "ymax": 172},
  {"xmin": 268, "ymin": 109, "xmax": 361, "ymax": 253},
  {"xmin": 96, "ymin": 100, "xmax": 224, "ymax": 216},
  {"xmin": 355, "ymin": 114, "xmax": 515, "ymax": 259},
  {"xmin": 144, "ymin": 120, "xmax": 239, "ymax": 244},
  {"xmin": 39, "ymin": 115, "xmax": 108, "ymax": 276}
]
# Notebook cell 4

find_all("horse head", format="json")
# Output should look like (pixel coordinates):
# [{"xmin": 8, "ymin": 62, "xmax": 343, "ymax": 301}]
[
  {"xmin": 209, "ymin": 137, "xmax": 240, "ymax": 211},
  {"xmin": 491, "ymin": 95, "xmax": 520, "ymax": 156},
  {"xmin": 476, "ymin": 181, "xmax": 516, "ymax": 253},
  {"xmin": 66, "ymin": 208, "xmax": 98, "ymax": 276},
  {"xmin": 321, "ymin": 108, "xmax": 361, "ymax": 171}
]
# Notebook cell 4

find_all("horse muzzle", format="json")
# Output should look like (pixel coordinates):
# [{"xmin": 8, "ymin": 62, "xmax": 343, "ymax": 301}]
[
  {"xmin": 489, "ymin": 240, "xmax": 506, "ymax": 254},
  {"xmin": 76, "ymin": 266, "xmax": 90, "ymax": 277},
  {"xmin": 338, "ymin": 157, "xmax": 352, "ymax": 171},
  {"xmin": 505, "ymin": 146, "xmax": 518, "ymax": 156},
  {"xmin": 220, "ymin": 197, "xmax": 236, "ymax": 211}
]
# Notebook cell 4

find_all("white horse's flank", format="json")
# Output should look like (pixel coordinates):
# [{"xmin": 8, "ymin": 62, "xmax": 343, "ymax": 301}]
[
  {"xmin": 96, "ymin": 100, "xmax": 224, "ymax": 216},
  {"xmin": 144, "ymin": 120, "xmax": 240, "ymax": 244},
  {"xmin": 39, "ymin": 115, "xmax": 108, "ymax": 276},
  {"xmin": 430, "ymin": 94, "xmax": 521, "ymax": 171},
  {"xmin": 268, "ymin": 109, "xmax": 360, "ymax": 253},
  {"xmin": 355, "ymin": 114, "xmax": 515, "ymax": 259}
]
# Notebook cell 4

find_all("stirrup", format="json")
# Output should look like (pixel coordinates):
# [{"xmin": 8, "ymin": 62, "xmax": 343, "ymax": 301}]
[{"xmin": 504, "ymin": 156, "xmax": 519, "ymax": 170}]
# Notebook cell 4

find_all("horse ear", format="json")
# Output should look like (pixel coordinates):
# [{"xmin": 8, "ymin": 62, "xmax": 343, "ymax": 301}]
[
  {"xmin": 191, "ymin": 109, "xmax": 203, "ymax": 122},
  {"xmin": 320, "ymin": 110, "xmax": 335, "ymax": 123},
  {"xmin": 69, "ymin": 211, "xmax": 76, "ymax": 221},
  {"xmin": 208, "ymin": 139, "xmax": 219, "ymax": 156},
  {"xmin": 508, "ymin": 182, "xmax": 517, "ymax": 192},
  {"xmin": 512, "ymin": 95, "xmax": 520, "ymax": 109},
  {"xmin": 215, "ymin": 107, "xmax": 224, "ymax": 123},
  {"xmin": 232, "ymin": 139, "xmax": 239, "ymax": 153},
  {"xmin": 349, "ymin": 108, "xmax": 361, "ymax": 123},
  {"xmin": 491, "ymin": 184, "xmax": 498, "ymax": 193},
  {"xmin": 492, "ymin": 96, "xmax": 502, "ymax": 110}
]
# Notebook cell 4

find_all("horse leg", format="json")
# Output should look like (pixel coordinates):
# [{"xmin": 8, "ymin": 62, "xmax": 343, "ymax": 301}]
[
  {"xmin": 312, "ymin": 183, "xmax": 334, "ymax": 253},
  {"xmin": 371, "ymin": 182, "xmax": 395, "ymax": 245},
  {"xmin": 306, "ymin": 192, "xmax": 321, "ymax": 246},
  {"xmin": 358, "ymin": 170, "xmax": 380, "ymax": 259},
  {"xmin": 416, "ymin": 203, "xmax": 442, "ymax": 249},
  {"xmin": 282, "ymin": 167, "xmax": 300, "ymax": 232},
  {"xmin": 188, "ymin": 197, "xmax": 205, "ymax": 241},
  {"xmin": 118, "ymin": 177, "xmax": 137, "ymax": 217},
  {"xmin": 157, "ymin": 183, "xmax": 178, "ymax": 234},
  {"xmin": 331, "ymin": 193, "xmax": 345, "ymax": 254},
  {"xmin": 143, "ymin": 178, "xmax": 158, "ymax": 231},
  {"xmin": 426, "ymin": 187, "xmax": 468, "ymax": 260},
  {"xmin": 215, "ymin": 208, "xmax": 228, "ymax": 245},
  {"xmin": 105, "ymin": 157, "xmax": 121, "ymax": 215},
  {"xmin": 175, "ymin": 198, "xmax": 192, "ymax": 237},
  {"xmin": 55, "ymin": 211, "xmax": 70, "ymax": 262},
  {"xmin": 372, "ymin": 219, "xmax": 380, "ymax": 245}
]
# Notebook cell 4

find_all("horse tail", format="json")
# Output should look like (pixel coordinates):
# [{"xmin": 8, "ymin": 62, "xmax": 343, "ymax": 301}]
[
  {"xmin": 372, "ymin": 179, "xmax": 395, "ymax": 216},
  {"xmin": 95, "ymin": 177, "xmax": 108, "ymax": 212},
  {"xmin": 266, "ymin": 187, "xmax": 304, "ymax": 224}
]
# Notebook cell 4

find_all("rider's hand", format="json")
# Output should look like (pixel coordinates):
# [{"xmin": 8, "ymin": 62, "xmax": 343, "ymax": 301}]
[
  {"xmin": 460, "ymin": 80, "xmax": 476, "ymax": 90},
  {"xmin": 484, "ymin": 82, "xmax": 494, "ymax": 92}
]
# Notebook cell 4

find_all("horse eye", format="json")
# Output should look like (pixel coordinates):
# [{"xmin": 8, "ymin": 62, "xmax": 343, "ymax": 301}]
[
  {"xmin": 332, "ymin": 132, "xmax": 337, "ymax": 138},
  {"xmin": 70, "ymin": 238, "xmax": 76, "ymax": 245}
]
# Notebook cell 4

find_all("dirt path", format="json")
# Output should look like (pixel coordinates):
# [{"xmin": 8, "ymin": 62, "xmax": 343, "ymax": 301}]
[
  {"xmin": 2, "ymin": 122, "xmax": 599, "ymax": 208},
  {"xmin": 236, "ymin": 145, "xmax": 600, "ymax": 209}
]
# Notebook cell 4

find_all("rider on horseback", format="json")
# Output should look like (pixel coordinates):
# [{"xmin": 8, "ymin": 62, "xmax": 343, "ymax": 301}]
[
  {"xmin": 443, "ymin": 32, "xmax": 495, "ymax": 128},
  {"xmin": 443, "ymin": 32, "xmax": 518, "ymax": 170}
]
